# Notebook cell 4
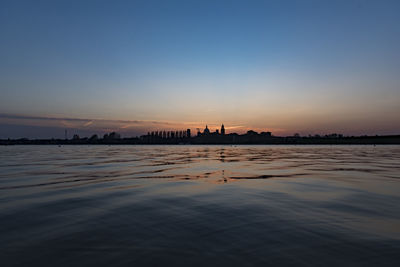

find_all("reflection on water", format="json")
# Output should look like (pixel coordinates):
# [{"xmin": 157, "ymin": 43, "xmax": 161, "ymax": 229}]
[{"xmin": 0, "ymin": 145, "xmax": 399, "ymax": 266}]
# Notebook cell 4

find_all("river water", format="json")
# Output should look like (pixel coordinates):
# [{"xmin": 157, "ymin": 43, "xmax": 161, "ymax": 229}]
[{"xmin": 1, "ymin": 145, "xmax": 399, "ymax": 266}]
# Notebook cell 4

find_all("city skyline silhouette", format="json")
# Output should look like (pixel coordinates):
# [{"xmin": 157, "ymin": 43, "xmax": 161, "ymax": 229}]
[{"xmin": 2, "ymin": 122, "xmax": 399, "ymax": 145}]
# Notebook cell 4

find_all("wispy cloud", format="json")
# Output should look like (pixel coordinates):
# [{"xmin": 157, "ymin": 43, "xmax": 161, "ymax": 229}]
[
  {"xmin": 0, "ymin": 114, "xmax": 91, "ymax": 122},
  {"xmin": 0, "ymin": 113, "xmax": 173, "ymax": 127},
  {"xmin": 225, "ymin": 125, "xmax": 245, "ymax": 130},
  {"xmin": 0, "ymin": 113, "xmax": 205, "ymax": 137},
  {"xmin": 83, "ymin": 121, "xmax": 93, "ymax": 127}
]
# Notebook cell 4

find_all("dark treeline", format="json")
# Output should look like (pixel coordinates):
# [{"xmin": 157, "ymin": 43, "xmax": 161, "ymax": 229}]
[{"xmin": 1, "ymin": 125, "xmax": 400, "ymax": 145}]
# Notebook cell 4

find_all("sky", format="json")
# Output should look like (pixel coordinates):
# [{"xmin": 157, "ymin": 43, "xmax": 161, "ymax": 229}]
[{"xmin": 1, "ymin": 0, "xmax": 399, "ymax": 138}]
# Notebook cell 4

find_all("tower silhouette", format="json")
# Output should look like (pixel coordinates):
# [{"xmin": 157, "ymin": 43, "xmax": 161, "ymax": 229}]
[
  {"xmin": 204, "ymin": 125, "xmax": 210, "ymax": 135},
  {"xmin": 221, "ymin": 124, "xmax": 225, "ymax": 135}
]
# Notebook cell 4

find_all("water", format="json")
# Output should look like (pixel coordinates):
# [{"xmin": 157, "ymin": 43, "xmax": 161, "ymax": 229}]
[{"xmin": 1, "ymin": 145, "xmax": 399, "ymax": 266}]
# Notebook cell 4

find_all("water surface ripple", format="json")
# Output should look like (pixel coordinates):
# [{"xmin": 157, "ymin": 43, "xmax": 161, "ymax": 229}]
[{"xmin": 1, "ymin": 145, "xmax": 400, "ymax": 266}]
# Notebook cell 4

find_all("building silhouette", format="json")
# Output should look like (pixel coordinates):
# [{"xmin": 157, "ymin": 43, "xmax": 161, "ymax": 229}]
[
  {"xmin": 5, "ymin": 122, "xmax": 398, "ymax": 145},
  {"xmin": 203, "ymin": 125, "xmax": 210, "ymax": 135},
  {"xmin": 137, "ymin": 123, "xmax": 279, "ymax": 144}
]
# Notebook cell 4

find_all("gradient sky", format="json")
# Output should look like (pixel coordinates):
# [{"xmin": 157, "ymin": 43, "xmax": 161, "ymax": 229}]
[{"xmin": 1, "ymin": 0, "xmax": 399, "ymax": 138}]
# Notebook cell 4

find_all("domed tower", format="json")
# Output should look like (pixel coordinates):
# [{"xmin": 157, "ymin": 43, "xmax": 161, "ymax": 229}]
[{"xmin": 221, "ymin": 124, "xmax": 225, "ymax": 135}]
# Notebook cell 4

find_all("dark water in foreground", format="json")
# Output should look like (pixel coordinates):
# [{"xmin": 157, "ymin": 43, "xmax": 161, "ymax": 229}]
[{"xmin": 0, "ymin": 145, "xmax": 399, "ymax": 266}]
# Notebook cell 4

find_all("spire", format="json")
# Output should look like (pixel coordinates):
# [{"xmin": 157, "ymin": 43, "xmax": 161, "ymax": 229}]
[
  {"xmin": 204, "ymin": 125, "xmax": 210, "ymax": 134},
  {"xmin": 221, "ymin": 124, "xmax": 225, "ymax": 135}
]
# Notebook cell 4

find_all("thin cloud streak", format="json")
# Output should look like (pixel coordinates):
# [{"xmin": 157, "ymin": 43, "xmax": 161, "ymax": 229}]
[
  {"xmin": 0, "ymin": 114, "xmax": 168, "ymax": 125},
  {"xmin": 83, "ymin": 121, "xmax": 93, "ymax": 127}
]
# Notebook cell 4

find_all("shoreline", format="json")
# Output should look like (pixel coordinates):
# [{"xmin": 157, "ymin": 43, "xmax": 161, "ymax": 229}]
[{"xmin": 1, "ymin": 136, "xmax": 400, "ymax": 146}]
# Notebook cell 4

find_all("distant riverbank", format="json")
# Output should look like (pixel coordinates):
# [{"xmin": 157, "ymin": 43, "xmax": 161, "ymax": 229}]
[{"xmin": 1, "ymin": 135, "xmax": 400, "ymax": 145}]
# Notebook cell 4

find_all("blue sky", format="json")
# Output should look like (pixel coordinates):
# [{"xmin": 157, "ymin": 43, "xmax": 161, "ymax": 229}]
[{"xmin": 1, "ymin": 0, "xmax": 399, "ymax": 138}]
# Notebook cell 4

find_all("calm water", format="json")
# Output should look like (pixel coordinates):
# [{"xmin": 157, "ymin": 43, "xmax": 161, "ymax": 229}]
[{"xmin": 1, "ymin": 145, "xmax": 400, "ymax": 266}]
